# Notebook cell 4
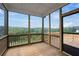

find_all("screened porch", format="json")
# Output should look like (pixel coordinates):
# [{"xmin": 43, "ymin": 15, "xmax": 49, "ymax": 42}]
[{"xmin": 0, "ymin": 3, "xmax": 79, "ymax": 56}]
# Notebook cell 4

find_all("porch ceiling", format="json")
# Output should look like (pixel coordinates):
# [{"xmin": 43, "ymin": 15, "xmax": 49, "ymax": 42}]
[{"xmin": 4, "ymin": 3, "xmax": 68, "ymax": 17}]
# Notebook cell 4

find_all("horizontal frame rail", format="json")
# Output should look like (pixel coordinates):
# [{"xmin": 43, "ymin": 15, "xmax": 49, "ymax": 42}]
[
  {"xmin": 63, "ymin": 32, "xmax": 79, "ymax": 34},
  {"xmin": 51, "ymin": 35, "xmax": 60, "ymax": 37},
  {"xmin": 9, "ymin": 33, "xmax": 43, "ymax": 36},
  {"xmin": 62, "ymin": 8, "xmax": 79, "ymax": 17}
]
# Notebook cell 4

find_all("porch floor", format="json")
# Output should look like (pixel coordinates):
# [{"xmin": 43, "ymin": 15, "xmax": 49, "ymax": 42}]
[{"xmin": 4, "ymin": 42, "xmax": 66, "ymax": 56}]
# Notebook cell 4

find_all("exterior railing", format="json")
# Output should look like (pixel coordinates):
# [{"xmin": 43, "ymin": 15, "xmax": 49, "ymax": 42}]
[
  {"xmin": 44, "ymin": 33, "xmax": 60, "ymax": 49},
  {"xmin": 8, "ymin": 34, "xmax": 42, "ymax": 47},
  {"xmin": 44, "ymin": 34, "xmax": 49, "ymax": 43},
  {"xmin": 51, "ymin": 34, "xmax": 60, "ymax": 49},
  {"xmin": 9, "ymin": 35, "xmax": 28, "ymax": 47},
  {"xmin": 30, "ymin": 34, "xmax": 42, "ymax": 43},
  {"xmin": 63, "ymin": 32, "xmax": 79, "ymax": 47},
  {"xmin": 8, "ymin": 32, "xmax": 79, "ymax": 48}
]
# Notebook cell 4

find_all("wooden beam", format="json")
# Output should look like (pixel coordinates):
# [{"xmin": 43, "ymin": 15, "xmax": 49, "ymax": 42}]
[
  {"xmin": 59, "ymin": 8, "xmax": 63, "ymax": 51},
  {"xmin": 62, "ymin": 8, "xmax": 79, "ymax": 17},
  {"xmin": 42, "ymin": 17, "xmax": 44, "ymax": 42},
  {"xmin": 48, "ymin": 14, "xmax": 51, "ymax": 45},
  {"xmin": 28, "ymin": 15, "xmax": 31, "ymax": 44}
]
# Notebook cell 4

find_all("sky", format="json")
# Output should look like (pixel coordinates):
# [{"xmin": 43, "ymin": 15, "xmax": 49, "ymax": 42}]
[
  {"xmin": 0, "ymin": 3, "xmax": 79, "ymax": 28},
  {"xmin": 0, "ymin": 9, "xmax": 4, "ymax": 26}
]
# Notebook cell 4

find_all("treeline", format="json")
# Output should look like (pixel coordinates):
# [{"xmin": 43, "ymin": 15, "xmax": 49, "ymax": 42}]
[
  {"xmin": 63, "ymin": 26, "xmax": 79, "ymax": 33},
  {"xmin": 0, "ymin": 26, "xmax": 79, "ymax": 35}
]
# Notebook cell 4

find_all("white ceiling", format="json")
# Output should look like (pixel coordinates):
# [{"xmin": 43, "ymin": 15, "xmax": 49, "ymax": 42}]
[{"xmin": 4, "ymin": 3, "xmax": 68, "ymax": 17}]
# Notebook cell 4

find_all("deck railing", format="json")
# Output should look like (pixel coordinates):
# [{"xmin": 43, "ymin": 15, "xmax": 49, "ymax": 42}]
[
  {"xmin": 8, "ymin": 32, "xmax": 79, "ymax": 48},
  {"xmin": 44, "ymin": 34, "xmax": 49, "ymax": 43},
  {"xmin": 44, "ymin": 33, "xmax": 60, "ymax": 49},
  {"xmin": 9, "ymin": 35, "xmax": 28, "ymax": 47},
  {"xmin": 30, "ymin": 34, "xmax": 42, "ymax": 43},
  {"xmin": 63, "ymin": 32, "xmax": 79, "ymax": 47},
  {"xmin": 51, "ymin": 34, "xmax": 60, "ymax": 49},
  {"xmin": 8, "ymin": 34, "xmax": 42, "ymax": 47}
]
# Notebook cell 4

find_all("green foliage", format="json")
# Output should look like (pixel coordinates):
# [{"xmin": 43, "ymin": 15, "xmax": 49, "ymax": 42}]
[
  {"xmin": 51, "ymin": 28, "xmax": 59, "ymax": 32},
  {"xmin": 9, "ymin": 27, "xmax": 42, "ymax": 35},
  {"xmin": 8, "ymin": 26, "xmax": 79, "ymax": 46},
  {"xmin": 9, "ymin": 27, "xmax": 42, "ymax": 46},
  {"xmin": 9, "ymin": 27, "xmax": 28, "ymax": 35},
  {"xmin": 63, "ymin": 27, "xmax": 78, "ymax": 33},
  {"xmin": 30, "ymin": 28, "xmax": 42, "ymax": 33}
]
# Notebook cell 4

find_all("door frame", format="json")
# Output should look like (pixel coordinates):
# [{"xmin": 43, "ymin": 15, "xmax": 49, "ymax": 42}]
[{"xmin": 61, "ymin": 8, "xmax": 79, "ymax": 54}]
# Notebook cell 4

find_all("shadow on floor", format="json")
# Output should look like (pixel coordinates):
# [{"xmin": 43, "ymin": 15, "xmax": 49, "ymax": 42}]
[{"xmin": 63, "ymin": 44, "xmax": 79, "ymax": 56}]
